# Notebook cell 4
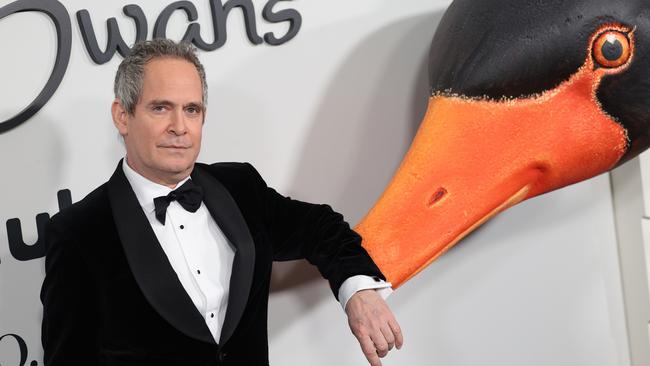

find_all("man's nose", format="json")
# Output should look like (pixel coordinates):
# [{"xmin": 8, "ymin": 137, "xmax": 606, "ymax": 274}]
[{"xmin": 168, "ymin": 108, "xmax": 187, "ymax": 135}]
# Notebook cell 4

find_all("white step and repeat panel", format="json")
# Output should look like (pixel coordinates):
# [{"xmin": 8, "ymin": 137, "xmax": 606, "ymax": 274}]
[
  {"xmin": 0, "ymin": 0, "xmax": 640, "ymax": 365},
  {"xmin": 637, "ymin": 152, "xmax": 650, "ymax": 347}
]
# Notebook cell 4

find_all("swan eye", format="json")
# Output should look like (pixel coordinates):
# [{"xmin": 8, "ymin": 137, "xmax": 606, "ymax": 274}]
[{"xmin": 592, "ymin": 30, "xmax": 632, "ymax": 68}]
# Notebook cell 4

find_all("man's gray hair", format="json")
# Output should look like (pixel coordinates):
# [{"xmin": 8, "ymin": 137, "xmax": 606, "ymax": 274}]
[{"xmin": 114, "ymin": 39, "xmax": 208, "ymax": 115}]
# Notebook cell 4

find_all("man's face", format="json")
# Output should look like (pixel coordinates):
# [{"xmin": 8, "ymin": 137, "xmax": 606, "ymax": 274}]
[{"xmin": 112, "ymin": 57, "xmax": 204, "ymax": 187}]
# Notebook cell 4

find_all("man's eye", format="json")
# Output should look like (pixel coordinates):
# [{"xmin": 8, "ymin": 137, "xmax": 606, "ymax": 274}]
[
  {"xmin": 186, "ymin": 107, "xmax": 203, "ymax": 116},
  {"xmin": 152, "ymin": 105, "xmax": 166, "ymax": 112}
]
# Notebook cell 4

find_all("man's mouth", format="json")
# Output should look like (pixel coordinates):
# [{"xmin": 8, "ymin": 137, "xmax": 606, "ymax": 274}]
[{"xmin": 160, "ymin": 145, "xmax": 190, "ymax": 149}]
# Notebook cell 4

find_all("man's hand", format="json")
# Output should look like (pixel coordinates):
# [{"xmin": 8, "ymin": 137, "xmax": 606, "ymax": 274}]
[{"xmin": 345, "ymin": 289, "xmax": 403, "ymax": 366}]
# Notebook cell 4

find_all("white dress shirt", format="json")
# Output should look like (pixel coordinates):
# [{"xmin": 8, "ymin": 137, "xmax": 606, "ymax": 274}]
[{"xmin": 122, "ymin": 159, "xmax": 392, "ymax": 343}]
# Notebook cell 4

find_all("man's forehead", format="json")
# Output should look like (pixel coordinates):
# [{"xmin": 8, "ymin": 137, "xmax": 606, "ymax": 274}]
[
  {"xmin": 140, "ymin": 58, "xmax": 202, "ymax": 98},
  {"xmin": 142, "ymin": 58, "xmax": 200, "ymax": 80}
]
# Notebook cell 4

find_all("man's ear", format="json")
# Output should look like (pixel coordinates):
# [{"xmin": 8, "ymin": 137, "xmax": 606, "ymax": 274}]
[{"xmin": 111, "ymin": 99, "xmax": 129, "ymax": 136}]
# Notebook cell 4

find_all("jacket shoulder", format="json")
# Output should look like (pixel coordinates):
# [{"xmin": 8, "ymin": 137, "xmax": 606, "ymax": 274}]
[
  {"xmin": 48, "ymin": 183, "xmax": 110, "ymax": 237},
  {"xmin": 195, "ymin": 161, "xmax": 268, "ymax": 188}
]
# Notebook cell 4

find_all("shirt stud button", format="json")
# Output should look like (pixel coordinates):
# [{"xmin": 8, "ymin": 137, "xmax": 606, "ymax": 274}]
[
  {"xmin": 180, "ymin": 225, "xmax": 185, "ymax": 229},
  {"xmin": 211, "ymin": 313, "xmax": 214, "ymax": 318},
  {"xmin": 197, "ymin": 269, "xmax": 201, "ymax": 274}
]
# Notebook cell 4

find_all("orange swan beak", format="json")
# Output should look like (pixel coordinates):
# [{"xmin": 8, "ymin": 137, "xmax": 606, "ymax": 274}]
[{"xmin": 355, "ymin": 50, "xmax": 630, "ymax": 288}]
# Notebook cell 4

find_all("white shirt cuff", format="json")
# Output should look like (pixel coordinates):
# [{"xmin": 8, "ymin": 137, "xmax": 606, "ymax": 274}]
[{"xmin": 338, "ymin": 275, "xmax": 393, "ymax": 311}]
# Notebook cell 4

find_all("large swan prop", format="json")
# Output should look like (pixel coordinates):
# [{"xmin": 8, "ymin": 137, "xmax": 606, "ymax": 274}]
[{"xmin": 356, "ymin": 0, "xmax": 650, "ymax": 288}]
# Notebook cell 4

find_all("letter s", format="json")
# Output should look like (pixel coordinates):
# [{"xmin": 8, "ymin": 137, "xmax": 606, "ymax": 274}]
[
  {"xmin": 0, "ymin": 0, "xmax": 72, "ymax": 134},
  {"xmin": 262, "ymin": 0, "xmax": 301, "ymax": 46}
]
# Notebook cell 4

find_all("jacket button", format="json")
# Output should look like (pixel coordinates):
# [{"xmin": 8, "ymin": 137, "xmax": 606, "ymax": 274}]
[{"xmin": 218, "ymin": 351, "xmax": 227, "ymax": 362}]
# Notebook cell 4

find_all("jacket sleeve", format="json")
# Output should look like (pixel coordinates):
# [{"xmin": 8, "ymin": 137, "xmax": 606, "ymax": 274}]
[
  {"xmin": 40, "ymin": 214, "xmax": 99, "ymax": 366},
  {"xmin": 243, "ymin": 162, "xmax": 386, "ymax": 299}
]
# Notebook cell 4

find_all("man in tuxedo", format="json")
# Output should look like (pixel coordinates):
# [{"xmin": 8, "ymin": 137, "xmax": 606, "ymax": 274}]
[{"xmin": 40, "ymin": 39, "xmax": 402, "ymax": 366}]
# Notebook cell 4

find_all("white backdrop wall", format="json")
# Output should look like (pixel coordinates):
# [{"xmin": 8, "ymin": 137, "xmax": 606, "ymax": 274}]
[{"xmin": 0, "ymin": 0, "xmax": 646, "ymax": 365}]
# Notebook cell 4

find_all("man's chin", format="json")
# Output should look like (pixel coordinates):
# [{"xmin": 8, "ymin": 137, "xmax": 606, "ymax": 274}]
[
  {"xmin": 157, "ymin": 160, "xmax": 195, "ymax": 178},
  {"xmin": 168, "ymin": 163, "xmax": 194, "ymax": 176}
]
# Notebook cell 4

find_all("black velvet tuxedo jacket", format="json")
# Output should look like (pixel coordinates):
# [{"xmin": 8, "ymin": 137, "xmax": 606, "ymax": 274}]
[{"xmin": 40, "ymin": 160, "xmax": 385, "ymax": 366}]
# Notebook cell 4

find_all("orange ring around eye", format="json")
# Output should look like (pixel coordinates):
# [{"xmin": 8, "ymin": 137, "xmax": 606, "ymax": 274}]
[{"xmin": 593, "ymin": 31, "xmax": 631, "ymax": 68}]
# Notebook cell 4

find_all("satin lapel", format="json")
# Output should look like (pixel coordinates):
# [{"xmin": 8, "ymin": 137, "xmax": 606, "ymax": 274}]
[
  {"xmin": 191, "ymin": 164, "xmax": 256, "ymax": 346},
  {"xmin": 107, "ymin": 160, "xmax": 216, "ymax": 345}
]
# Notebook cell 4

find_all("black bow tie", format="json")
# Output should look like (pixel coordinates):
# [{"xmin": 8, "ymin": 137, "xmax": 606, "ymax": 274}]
[{"xmin": 153, "ymin": 179, "xmax": 204, "ymax": 225}]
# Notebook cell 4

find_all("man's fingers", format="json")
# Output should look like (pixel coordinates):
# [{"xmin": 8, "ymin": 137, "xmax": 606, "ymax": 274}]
[
  {"xmin": 388, "ymin": 318, "xmax": 404, "ymax": 349},
  {"xmin": 380, "ymin": 324, "xmax": 395, "ymax": 350},
  {"xmin": 359, "ymin": 336, "xmax": 382, "ymax": 366},
  {"xmin": 369, "ymin": 327, "xmax": 390, "ymax": 358}
]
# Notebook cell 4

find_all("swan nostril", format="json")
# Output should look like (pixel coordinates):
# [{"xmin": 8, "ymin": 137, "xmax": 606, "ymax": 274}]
[{"xmin": 427, "ymin": 187, "xmax": 447, "ymax": 207}]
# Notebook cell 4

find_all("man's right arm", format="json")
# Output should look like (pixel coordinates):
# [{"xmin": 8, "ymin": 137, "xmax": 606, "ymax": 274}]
[{"xmin": 40, "ymin": 215, "xmax": 99, "ymax": 365}]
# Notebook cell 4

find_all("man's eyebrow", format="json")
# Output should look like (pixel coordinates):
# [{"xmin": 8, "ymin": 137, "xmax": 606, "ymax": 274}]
[
  {"xmin": 185, "ymin": 102, "xmax": 205, "ymax": 110},
  {"xmin": 147, "ymin": 100, "xmax": 204, "ymax": 110},
  {"xmin": 147, "ymin": 99, "xmax": 175, "ymax": 107}
]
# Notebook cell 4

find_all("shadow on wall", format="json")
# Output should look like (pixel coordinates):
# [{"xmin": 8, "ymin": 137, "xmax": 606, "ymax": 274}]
[
  {"xmin": 0, "ymin": 112, "xmax": 65, "ymax": 364},
  {"xmin": 0, "ymin": 111, "xmax": 66, "ymax": 266},
  {"xmin": 267, "ymin": 9, "xmax": 445, "ymax": 336}
]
